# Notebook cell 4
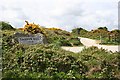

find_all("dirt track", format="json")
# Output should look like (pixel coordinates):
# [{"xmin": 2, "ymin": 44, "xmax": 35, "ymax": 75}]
[
  {"xmin": 61, "ymin": 46, "xmax": 84, "ymax": 53},
  {"xmin": 79, "ymin": 37, "xmax": 120, "ymax": 53}
]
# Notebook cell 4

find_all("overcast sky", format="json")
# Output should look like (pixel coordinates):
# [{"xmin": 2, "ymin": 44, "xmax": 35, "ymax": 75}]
[{"xmin": 0, "ymin": 0, "xmax": 119, "ymax": 31}]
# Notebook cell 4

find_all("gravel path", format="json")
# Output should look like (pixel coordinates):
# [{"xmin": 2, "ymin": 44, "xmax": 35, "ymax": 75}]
[
  {"xmin": 79, "ymin": 37, "xmax": 120, "ymax": 53},
  {"xmin": 61, "ymin": 46, "xmax": 84, "ymax": 53},
  {"xmin": 61, "ymin": 37, "xmax": 120, "ymax": 53}
]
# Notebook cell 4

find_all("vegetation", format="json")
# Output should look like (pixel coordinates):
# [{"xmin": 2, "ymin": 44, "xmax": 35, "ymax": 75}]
[
  {"xmin": 0, "ymin": 21, "xmax": 15, "ymax": 30},
  {"xmin": 21, "ymin": 21, "xmax": 82, "ymax": 46},
  {"xmin": 72, "ymin": 27, "xmax": 88, "ymax": 36},
  {"xmin": 72, "ymin": 27, "xmax": 120, "ymax": 45},
  {"xmin": 2, "ymin": 32, "xmax": 120, "ymax": 79},
  {"xmin": 23, "ymin": 21, "xmax": 46, "ymax": 35},
  {"xmin": 1, "ymin": 22, "xmax": 120, "ymax": 79},
  {"xmin": 45, "ymin": 28, "xmax": 82, "ymax": 47}
]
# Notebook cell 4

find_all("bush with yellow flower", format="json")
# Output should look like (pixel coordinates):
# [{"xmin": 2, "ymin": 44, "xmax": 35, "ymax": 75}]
[
  {"xmin": 23, "ymin": 21, "xmax": 46, "ymax": 35},
  {"xmin": 48, "ymin": 27, "xmax": 62, "ymax": 31}
]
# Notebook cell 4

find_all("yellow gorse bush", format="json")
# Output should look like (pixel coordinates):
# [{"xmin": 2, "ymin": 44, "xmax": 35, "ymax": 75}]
[
  {"xmin": 48, "ymin": 27, "xmax": 62, "ymax": 31},
  {"xmin": 23, "ymin": 21, "xmax": 46, "ymax": 35}
]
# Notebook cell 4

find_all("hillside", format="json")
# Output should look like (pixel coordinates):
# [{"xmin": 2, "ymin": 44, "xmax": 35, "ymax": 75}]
[{"xmin": 1, "ymin": 22, "xmax": 120, "ymax": 79}]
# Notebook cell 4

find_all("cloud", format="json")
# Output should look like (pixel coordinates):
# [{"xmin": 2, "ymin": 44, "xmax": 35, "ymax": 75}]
[
  {"xmin": 0, "ymin": 0, "xmax": 119, "ymax": 31},
  {"xmin": 1, "ymin": 3, "xmax": 29, "ymax": 28}
]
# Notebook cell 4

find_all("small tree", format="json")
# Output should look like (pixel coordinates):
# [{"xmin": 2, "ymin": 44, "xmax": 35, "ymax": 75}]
[
  {"xmin": 98, "ymin": 27, "xmax": 108, "ymax": 31},
  {"xmin": 109, "ymin": 30, "xmax": 120, "ymax": 43},
  {"xmin": 72, "ymin": 27, "xmax": 87, "ymax": 36}
]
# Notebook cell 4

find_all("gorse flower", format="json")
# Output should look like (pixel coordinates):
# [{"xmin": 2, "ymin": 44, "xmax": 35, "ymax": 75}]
[
  {"xmin": 23, "ymin": 21, "xmax": 46, "ymax": 35},
  {"xmin": 48, "ymin": 27, "xmax": 62, "ymax": 31}
]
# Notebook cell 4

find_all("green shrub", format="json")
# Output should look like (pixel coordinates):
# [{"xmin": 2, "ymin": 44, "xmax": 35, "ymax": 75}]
[
  {"xmin": 0, "ymin": 21, "xmax": 15, "ymax": 30},
  {"xmin": 3, "ymin": 44, "xmax": 88, "ymax": 79},
  {"xmin": 2, "ymin": 29, "xmax": 120, "ymax": 79}
]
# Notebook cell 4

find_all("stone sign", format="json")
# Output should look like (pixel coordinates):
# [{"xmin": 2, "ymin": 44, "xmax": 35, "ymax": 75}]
[
  {"xmin": 14, "ymin": 32, "xmax": 47, "ymax": 44},
  {"xmin": 18, "ymin": 36, "xmax": 43, "ymax": 44}
]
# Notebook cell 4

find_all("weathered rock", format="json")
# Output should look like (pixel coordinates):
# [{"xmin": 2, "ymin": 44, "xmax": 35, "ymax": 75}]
[{"xmin": 13, "ymin": 32, "xmax": 47, "ymax": 44}]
